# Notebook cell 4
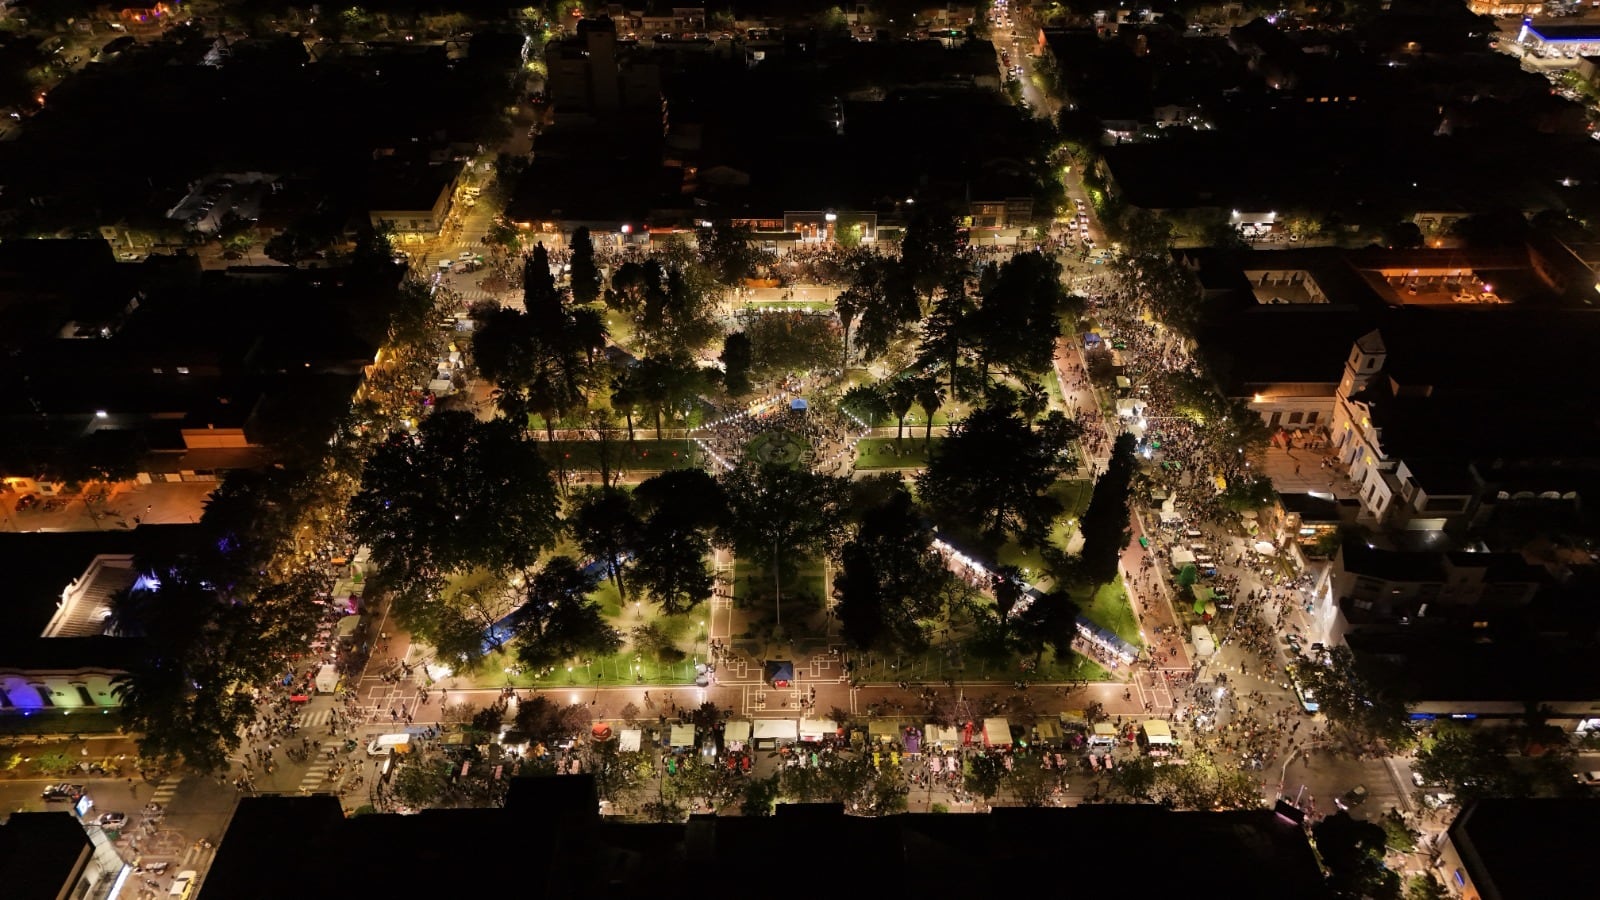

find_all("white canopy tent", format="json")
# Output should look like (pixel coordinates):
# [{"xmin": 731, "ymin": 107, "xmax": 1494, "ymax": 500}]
[
  {"xmin": 924, "ymin": 724, "xmax": 959, "ymax": 749},
  {"xmin": 669, "ymin": 724, "xmax": 696, "ymax": 749},
  {"xmin": 982, "ymin": 717, "xmax": 1013, "ymax": 748},
  {"xmin": 799, "ymin": 718, "xmax": 836, "ymax": 741},
  {"xmin": 619, "ymin": 729, "xmax": 642, "ymax": 752},
  {"xmin": 724, "ymin": 720, "xmax": 751, "ymax": 749},
  {"xmin": 752, "ymin": 719, "xmax": 799, "ymax": 745}
]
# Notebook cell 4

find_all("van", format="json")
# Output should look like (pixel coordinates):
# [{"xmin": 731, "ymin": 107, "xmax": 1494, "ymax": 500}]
[{"xmin": 366, "ymin": 733, "xmax": 412, "ymax": 757}]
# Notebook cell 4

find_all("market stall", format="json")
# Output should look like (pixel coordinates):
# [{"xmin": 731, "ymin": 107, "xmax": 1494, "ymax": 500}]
[
  {"xmin": 799, "ymin": 717, "xmax": 837, "ymax": 742},
  {"xmin": 752, "ymin": 718, "xmax": 799, "ymax": 748},
  {"xmin": 669, "ymin": 724, "xmax": 697, "ymax": 750},
  {"xmin": 983, "ymin": 717, "xmax": 1013, "ymax": 748},
  {"xmin": 924, "ymin": 724, "xmax": 960, "ymax": 750},
  {"xmin": 868, "ymin": 719, "xmax": 899, "ymax": 744},
  {"xmin": 724, "ymin": 720, "xmax": 751, "ymax": 752}
]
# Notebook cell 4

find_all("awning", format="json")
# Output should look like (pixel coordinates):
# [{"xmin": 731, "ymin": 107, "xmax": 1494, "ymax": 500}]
[
  {"xmin": 868, "ymin": 719, "xmax": 899, "ymax": 743},
  {"xmin": 799, "ymin": 717, "xmax": 836, "ymax": 740},
  {"xmin": 752, "ymin": 719, "xmax": 799, "ymax": 742},
  {"xmin": 619, "ymin": 729, "xmax": 642, "ymax": 752},
  {"xmin": 1170, "ymin": 547, "xmax": 1196, "ymax": 567},
  {"xmin": 335, "ymin": 615, "xmax": 362, "ymax": 641},
  {"xmin": 669, "ymin": 724, "xmax": 696, "ymax": 748},
  {"xmin": 1142, "ymin": 720, "xmax": 1174, "ymax": 745},
  {"xmin": 1093, "ymin": 722, "xmax": 1117, "ymax": 738},
  {"xmin": 724, "ymin": 720, "xmax": 751, "ymax": 744},
  {"xmin": 924, "ymin": 724, "xmax": 959, "ymax": 748},
  {"xmin": 1034, "ymin": 717, "xmax": 1062, "ymax": 743},
  {"xmin": 983, "ymin": 717, "xmax": 1013, "ymax": 748},
  {"xmin": 1115, "ymin": 375, "xmax": 1132, "ymax": 389}
]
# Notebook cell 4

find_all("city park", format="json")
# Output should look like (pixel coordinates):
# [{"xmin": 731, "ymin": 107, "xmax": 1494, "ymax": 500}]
[{"xmin": 355, "ymin": 222, "xmax": 1154, "ymax": 705}]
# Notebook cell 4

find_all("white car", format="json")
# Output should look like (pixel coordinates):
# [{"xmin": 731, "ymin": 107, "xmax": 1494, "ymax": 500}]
[{"xmin": 169, "ymin": 870, "xmax": 198, "ymax": 898}]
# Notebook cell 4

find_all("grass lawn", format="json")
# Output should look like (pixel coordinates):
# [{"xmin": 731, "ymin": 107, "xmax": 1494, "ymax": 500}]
[
  {"xmin": 1050, "ymin": 479, "xmax": 1093, "ymax": 520},
  {"xmin": 538, "ymin": 440, "xmax": 701, "ymax": 473},
  {"xmin": 855, "ymin": 437, "xmax": 940, "ymax": 469},
  {"xmin": 1075, "ymin": 578, "xmax": 1144, "ymax": 648},
  {"xmin": 733, "ymin": 557, "xmax": 826, "ymax": 607},
  {"xmin": 455, "ymin": 591, "xmax": 714, "ymax": 691}
]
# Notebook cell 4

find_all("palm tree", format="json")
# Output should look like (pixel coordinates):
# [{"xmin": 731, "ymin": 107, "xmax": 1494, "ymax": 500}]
[
  {"xmin": 840, "ymin": 384, "xmax": 891, "ymax": 430},
  {"xmin": 884, "ymin": 378, "xmax": 918, "ymax": 445},
  {"xmin": 1019, "ymin": 381, "xmax": 1050, "ymax": 425},
  {"xmin": 611, "ymin": 374, "xmax": 639, "ymax": 442},
  {"xmin": 913, "ymin": 376, "xmax": 946, "ymax": 446}
]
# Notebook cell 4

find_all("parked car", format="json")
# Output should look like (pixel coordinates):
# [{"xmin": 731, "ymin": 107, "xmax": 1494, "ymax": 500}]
[
  {"xmin": 95, "ymin": 811, "xmax": 127, "ymax": 828},
  {"xmin": 1574, "ymin": 771, "xmax": 1600, "ymax": 787},
  {"xmin": 169, "ymin": 870, "xmax": 198, "ymax": 898}
]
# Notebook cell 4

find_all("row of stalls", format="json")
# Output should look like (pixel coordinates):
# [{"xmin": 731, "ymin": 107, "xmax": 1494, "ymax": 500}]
[{"xmin": 604, "ymin": 715, "xmax": 1180, "ymax": 758}]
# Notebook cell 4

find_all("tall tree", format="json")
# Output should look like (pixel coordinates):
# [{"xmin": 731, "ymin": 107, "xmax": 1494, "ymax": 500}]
[
  {"xmin": 971, "ymin": 251, "xmax": 1068, "ymax": 380},
  {"xmin": 917, "ymin": 395, "xmax": 1073, "ymax": 547},
  {"xmin": 899, "ymin": 206, "xmax": 964, "ymax": 300},
  {"xmin": 630, "ymin": 352, "xmax": 711, "ymax": 439},
  {"xmin": 698, "ymin": 221, "xmax": 761, "ymax": 285},
  {"xmin": 918, "ymin": 274, "xmax": 977, "ymax": 400},
  {"xmin": 720, "ymin": 331, "xmax": 754, "ymax": 397},
  {"xmin": 569, "ymin": 226, "xmax": 602, "ymax": 305},
  {"xmin": 348, "ymin": 411, "xmax": 562, "ymax": 589},
  {"xmin": 884, "ymin": 377, "xmax": 918, "ymax": 445},
  {"xmin": 1298, "ymin": 646, "xmax": 1413, "ymax": 749},
  {"xmin": 721, "ymin": 463, "xmax": 849, "ymax": 625},
  {"xmin": 833, "ymin": 482, "xmax": 950, "ymax": 653},
  {"xmin": 632, "ymin": 469, "xmax": 729, "ymax": 615},
  {"xmin": 1076, "ymin": 432, "xmax": 1137, "ymax": 585},
  {"xmin": 840, "ymin": 383, "xmax": 891, "ymax": 429},
  {"xmin": 569, "ymin": 486, "xmax": 641, "ymax": 601},
  {"xmin": 912, "ymin": 376, "xmax": 946, "ymax": 446},
  {"xmin": 509, "ymin": 555, "xmax": 623, "ymax": 669}
]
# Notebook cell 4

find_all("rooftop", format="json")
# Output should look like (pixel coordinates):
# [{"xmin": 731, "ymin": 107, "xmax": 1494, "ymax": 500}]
[
  {"xmin": 203, "ymin": 783, "xmax": 1330, "ymax": 899},
  {"xmin": 0, "ymin": 812, "xmax": 91, "ymax": 900},
  {"xmin": 1448, "ymin": 798, "xmax": 1600, "ymax": 900},
  {"xmin": 0, "ymin": 525, "xmax": 204, "ymax": 647}
]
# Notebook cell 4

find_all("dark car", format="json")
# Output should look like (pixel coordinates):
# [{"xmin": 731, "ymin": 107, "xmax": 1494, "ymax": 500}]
[
  {"xmin": 41, "ymin": 783, "xmax": 83, "ymax": 801},
  {"xmin": 14, "ymin": 494, "xmax": 39, "ymax": 512},
  {"xmin": 1335, "ymin": 784, "xmax": 1368, "ymax": 810}
]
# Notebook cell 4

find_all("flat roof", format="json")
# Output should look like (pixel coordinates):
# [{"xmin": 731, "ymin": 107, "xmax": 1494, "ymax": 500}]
[
  {"xmin": 0, "ymin": 525, "xmax": 204, "ymax": 647},
  {"xmin": 1450, "ymin": 798, "xmax": 1600, "ymax": 900},
  {"xmin": 0, "ymin": 812, "xmax": 91, "ymax": 900}
]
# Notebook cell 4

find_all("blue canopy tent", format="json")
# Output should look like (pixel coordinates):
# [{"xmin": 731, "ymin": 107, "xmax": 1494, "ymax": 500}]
[{"xmin": 764, "ymin": 660, "xmax": 795, "ymax": 688}]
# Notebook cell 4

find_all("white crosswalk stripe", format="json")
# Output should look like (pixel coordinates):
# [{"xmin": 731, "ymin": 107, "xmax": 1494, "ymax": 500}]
[
  {"xmin": 148, "ymin": 778, "xmax": 181, "ymax": 807},
  {"xmin": 297, "ymin": 763, "xmax": 331, "ymax": 793},
  {"xmin": 297, "ymin": 709, "xmax": 333, "ymax": 729}
]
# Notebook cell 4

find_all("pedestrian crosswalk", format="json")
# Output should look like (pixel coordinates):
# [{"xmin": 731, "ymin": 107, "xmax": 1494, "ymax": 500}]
[
  {"xmin": 148, "ymin": 778, "xmax": 181, "ymax": 808},
  {"xmin": 297, "ymin": 709, "xmax": 334, "ymax": 729},
  {"xmin": 297, "ymin": 762, "xmax": 332, "ymax": 794}
]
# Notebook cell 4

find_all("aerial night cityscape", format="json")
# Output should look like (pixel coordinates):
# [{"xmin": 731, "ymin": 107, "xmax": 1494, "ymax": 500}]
[{"xmin": 0, "ymin": 0, "xmax": 1598, "ymax": 896}]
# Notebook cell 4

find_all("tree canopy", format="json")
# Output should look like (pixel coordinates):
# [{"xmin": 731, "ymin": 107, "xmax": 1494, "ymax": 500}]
[
  {"xmin": 918, "ymin": 395, "xmax": 1073, "ymax": 547},
  {"xmin": 348, "ymin": 411, "xmax": 562, "ymax": 589}
]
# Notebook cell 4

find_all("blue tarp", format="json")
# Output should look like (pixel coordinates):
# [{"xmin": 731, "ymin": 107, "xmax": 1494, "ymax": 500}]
[{"xmin": 791, "ymin": 398, "xmax": 809, "ymax": 410}]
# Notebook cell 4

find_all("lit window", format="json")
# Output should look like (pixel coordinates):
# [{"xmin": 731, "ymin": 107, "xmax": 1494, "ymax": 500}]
[
  {"xmin": 151, "ymin": 367, "xmax": 163, "ymax": 374},
  {"xmin": 176, "ymin": 366, "xmax": 190, "ymax": 375}
]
